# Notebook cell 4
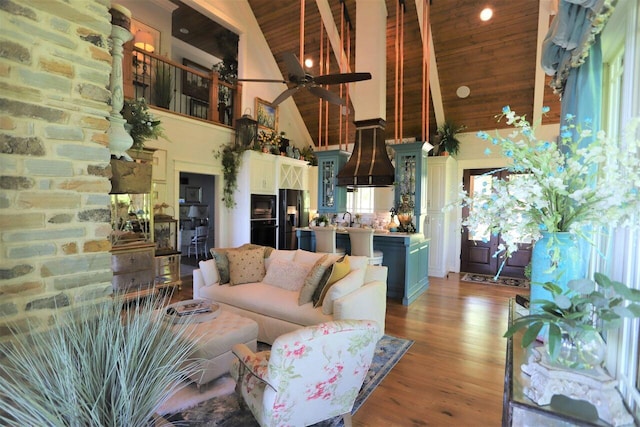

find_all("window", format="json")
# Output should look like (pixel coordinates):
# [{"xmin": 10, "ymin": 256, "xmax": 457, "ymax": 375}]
[
  {"xmin": 346, "ymin": 188, "xmax": 374, "ymax": 213},
  {"xmin": 600, "ymin": 0, "xmax": 640, "ymax": 420}
]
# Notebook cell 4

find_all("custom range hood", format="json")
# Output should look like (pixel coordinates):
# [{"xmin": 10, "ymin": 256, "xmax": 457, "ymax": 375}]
[{"xmin": 336, "ymin": 118, "xmax": 394, "ymax": 187}]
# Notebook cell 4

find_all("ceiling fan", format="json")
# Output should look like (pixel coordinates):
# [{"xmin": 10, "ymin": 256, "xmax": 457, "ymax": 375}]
[{"xmin": 235, "ymin": 52, "xmax": 371, "ymax": 106}]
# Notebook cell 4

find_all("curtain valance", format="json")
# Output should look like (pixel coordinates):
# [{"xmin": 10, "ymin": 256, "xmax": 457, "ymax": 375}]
[{"xmin": 541, "ymin": 0, "xmax": 617, "ymax": 97}]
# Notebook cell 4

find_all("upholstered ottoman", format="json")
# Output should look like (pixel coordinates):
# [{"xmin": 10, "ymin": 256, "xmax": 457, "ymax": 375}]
[{"xmin": 182, "ymin": 309, "xmax": 259, "ymax": 388}]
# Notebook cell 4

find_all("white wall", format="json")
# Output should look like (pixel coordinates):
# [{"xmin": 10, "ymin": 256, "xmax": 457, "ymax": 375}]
[{"xmin": 145, "ymin": 108, "xmax": 235, "ymax": 247}]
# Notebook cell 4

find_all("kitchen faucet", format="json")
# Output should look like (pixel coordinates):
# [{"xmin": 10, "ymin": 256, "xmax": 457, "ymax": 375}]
[{"xmin": 343, "ymin": 212, "xmax": 353, "ymax": 227}]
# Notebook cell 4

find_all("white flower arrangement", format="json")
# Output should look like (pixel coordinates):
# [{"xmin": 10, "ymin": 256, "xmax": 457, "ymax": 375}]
[{"xmin": 455, "ymin": 107, "xmax": 640, "ymax": 268}]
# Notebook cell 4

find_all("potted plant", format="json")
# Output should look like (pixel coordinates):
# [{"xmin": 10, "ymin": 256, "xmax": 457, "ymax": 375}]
[
  {"xmin": 300, "ymin": 144, "xmax": 317, "ymax": 165},
  {"xmin": 504, "ymin": 273, "xmax": 640, "ymax": 369},
  {"xmin": 0, "ymin": 294, "xmax": 201, "ymax": 425},
  {"xmin": 121, "ymin": 97, "xmax": 166, "ymax": 150},
  {"xmin": 437, "ymin": 121, "xmax": 465, "ymax": 156},
  {"xmin": 314, "ymin": 214, "xmax": 329, "ymax": 227}
]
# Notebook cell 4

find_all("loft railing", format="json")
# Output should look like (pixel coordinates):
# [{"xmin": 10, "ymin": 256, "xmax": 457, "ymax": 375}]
[{"xmin": 123, "ymin": 45, "xmax": 242, "ymax": 127}]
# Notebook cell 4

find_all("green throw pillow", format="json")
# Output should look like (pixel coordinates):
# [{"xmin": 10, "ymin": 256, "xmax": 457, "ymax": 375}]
[
  {"xmin": 211, "ymin": 249, "xmax": 230, "ymax": 284},
  {"xmin": 312, "ymin": 256, "xmax": 349, "ymax": 308}
]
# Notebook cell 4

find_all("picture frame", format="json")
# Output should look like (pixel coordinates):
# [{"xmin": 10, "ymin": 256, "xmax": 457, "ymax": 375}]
[
  {"xmin": 255, "ymin": 97, "xmax": 278, "ymax": 131},
  {"xmin": 182, "ymin": 59, "xmax": 210, "ymax": 102},
  {"xmin": 185, "ymin": 186, "xmax": 202, "ymax": 203}
]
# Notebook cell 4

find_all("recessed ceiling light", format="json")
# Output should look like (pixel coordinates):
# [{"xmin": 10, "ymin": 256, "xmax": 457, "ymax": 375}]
[
  {"xmin": 179, "ymin": 28, "xmax": 189, "ymax": 34},
  {"xmin": 480, "ymin": 8, "xmax": 493, "ymax": 21},
  {"xmin": 480, "ymin": 7, "xmax": 493, "ymax": 21},
  {"xmin": 456, "ymin": 86, "xmax": 471, "ymax": 98},
  {"xmin": 304, "ymin": 58, "xmax": 313, "ymax": 68}
]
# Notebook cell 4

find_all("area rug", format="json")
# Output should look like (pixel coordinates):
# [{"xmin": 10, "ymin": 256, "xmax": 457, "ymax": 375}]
[
  {"xmin": 163, "ymin": 334, "xmax": 413, "ymax": 426},
  {"xmin": 461, "ymin": 272, "xmax": 529, "ymax": 288}
]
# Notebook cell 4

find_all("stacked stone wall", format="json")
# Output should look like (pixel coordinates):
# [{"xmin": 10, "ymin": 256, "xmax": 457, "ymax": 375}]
[{"xmin": 0, "ymin": 0, "xmax": 114, "ymax": 336}]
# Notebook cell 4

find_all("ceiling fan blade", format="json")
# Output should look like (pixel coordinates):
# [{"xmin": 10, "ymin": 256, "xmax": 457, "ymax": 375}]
[
  {"xmin": 313, "ymin": 72, "xmax": 372, "ymax": 85},
  {"xmin": 282, "ymin": 52, "xmax": 306, "ymax": 81},
  {"xmin": 234, "ymin": 78, "xmax": 287, "ymax": 84},
  {"xmin": 272, "ymin": 87, "xmax": 300, "ymax": 106},
  {"xmin": 308, "ymin": 86, "xmax": 346, "ymax": 105}
]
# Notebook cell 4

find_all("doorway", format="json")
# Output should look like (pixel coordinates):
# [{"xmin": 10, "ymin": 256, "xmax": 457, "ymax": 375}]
[
  {"xmin": 460, "ymin": 169, "xmax": 532, "ymax": 278},
  {"xmin": 179, "ymin": 172, "xmax": 216, "ymax": 274}
]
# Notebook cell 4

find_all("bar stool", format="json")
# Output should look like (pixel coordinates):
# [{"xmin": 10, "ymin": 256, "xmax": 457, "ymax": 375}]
[
  {"xmin": 347, "ymin": 227, "xmax": 383, "ymax": 265},
  {"xmin": 310, "ymin": 226, "xmax": 346, "ymax": 255}
]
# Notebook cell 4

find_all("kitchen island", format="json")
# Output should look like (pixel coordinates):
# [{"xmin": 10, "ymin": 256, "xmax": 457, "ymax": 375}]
[{"xmin": 296, "ymin": 227, "xmax": 430, "ymax": 305}]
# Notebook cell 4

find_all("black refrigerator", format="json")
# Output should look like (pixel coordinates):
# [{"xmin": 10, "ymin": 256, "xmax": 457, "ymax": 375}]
[{"xmin": 278, "ymin": 189, "xmax": 309, "ymax": 250}]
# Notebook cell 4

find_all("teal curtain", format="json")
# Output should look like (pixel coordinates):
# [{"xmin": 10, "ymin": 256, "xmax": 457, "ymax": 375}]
[
  {"xmin": 541, "ymin": 0, "xmax": 617, "ymax": 144},
  {"xmin": 541, "ymin": 0, "xmax": 617, "ymax": 266}
]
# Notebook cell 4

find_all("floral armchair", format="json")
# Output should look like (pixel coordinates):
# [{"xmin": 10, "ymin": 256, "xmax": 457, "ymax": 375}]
[{"xmin": 230, "ymin": 320, "xmax": 380, "ymax": 427}]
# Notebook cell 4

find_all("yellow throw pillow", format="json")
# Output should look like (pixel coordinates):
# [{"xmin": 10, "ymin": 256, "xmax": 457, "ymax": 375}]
[
  {"xmin": 227, "ymin": 247, "xmax": 266, "ymax": 285},
  {"xmin": 313, "ymin": 256, "xmax": 350, "ymax": 308}
]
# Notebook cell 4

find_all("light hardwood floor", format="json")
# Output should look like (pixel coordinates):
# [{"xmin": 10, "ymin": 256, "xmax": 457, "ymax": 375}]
[{"xmin": 173, "ymin": 271, "xmax": 521, "ymax": 426}]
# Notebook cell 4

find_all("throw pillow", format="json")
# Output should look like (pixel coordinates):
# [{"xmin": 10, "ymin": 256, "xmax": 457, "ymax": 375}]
[
  {"xmin": 264, "ymin": 249, "xmax": 297, "ymax": 271},
  {"xmin": 227, "ymin": 247, "xmax": 266, "ymax": 285},
  {"xmin": 198, "ymin": 259, "xmax": 219, "ymax": 287},
  {"xmin": 240, "ymin": 243, "xmax": 274, "ymax": 258},
  {"xmin": 346, "ymin": 255, "xmax": 369, "ymax": 271},
  {"xmin": 262, "ymin": 258, "xmax": 313, "ymax": 291},
  {"xmin": 210, "ymin": 249, "xmax": 231, "ymax": 284},
  {"xmin": 322, "ymin": 268, "xmax": 366, "ymax": 315},
  {"xmin": 312, "ymin": 256, "xmax": 350, "ymax": 308},
  {"xmin": 294, "ymin": 249, "xmax": 327, "ymax": 265},
  {"xmin": 298, "ymin": 254, "xmax": 330, "ymax": 305}
]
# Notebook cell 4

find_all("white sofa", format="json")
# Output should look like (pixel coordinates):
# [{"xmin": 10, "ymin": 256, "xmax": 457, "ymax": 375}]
[{"xmin": 193, "ymin": 248, "xmax": 387, "ymax": 344}]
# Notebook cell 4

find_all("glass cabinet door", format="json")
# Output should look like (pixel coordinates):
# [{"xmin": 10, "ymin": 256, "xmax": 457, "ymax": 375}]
[
  {"xmin": 391, "ymin": 142, "xmax": 430, "ymax": 233},
  {"xmin": 316, "ymin": 150, "xmax": 349, "ymax": 214}
]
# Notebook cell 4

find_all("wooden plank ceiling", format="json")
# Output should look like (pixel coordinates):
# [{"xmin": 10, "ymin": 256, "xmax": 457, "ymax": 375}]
[{"xmin": 247, "ymin": 1, "xmax": 562, "ymax": 149}]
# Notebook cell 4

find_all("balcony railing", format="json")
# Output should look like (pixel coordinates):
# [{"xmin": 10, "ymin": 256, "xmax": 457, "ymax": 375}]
[{"xmin": 123, "ymin": 45, "xmax": 242, "ymax": 127}]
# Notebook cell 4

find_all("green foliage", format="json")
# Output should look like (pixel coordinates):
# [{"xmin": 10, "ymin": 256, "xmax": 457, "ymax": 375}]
[
  {"xmin": 315, "ymin": 214, "xmax": 329, "ymax": 224},
  {"xmin": 504, "ymin": 273, "xmax": 640, "ymax": 361},
  {"xmin": 212, "ymin": 55, "xmax": 238, "ymax": 83},
  {"xmin": 300, "ymin": 145, "xmax": 317, "ymax": 166},
  {"xmin": 0, "ymin": 294, "xmax": 201, "ymax": 426},
  {"xmin": 437, "ymin": 121, "xmax": 465, "ymax": 155},
  {"xmin": 214, "ymin": 142, "xmax": 247, "ymax": 209},
  {"xmin": 121, "ymin": 98, "xmax": 166, "ymax": 150}
]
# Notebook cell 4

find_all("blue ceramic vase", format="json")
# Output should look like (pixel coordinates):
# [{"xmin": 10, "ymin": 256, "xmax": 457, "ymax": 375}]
[{"xmin": 529, "ymin": 232, "xmax": 587, "ymax": 314}]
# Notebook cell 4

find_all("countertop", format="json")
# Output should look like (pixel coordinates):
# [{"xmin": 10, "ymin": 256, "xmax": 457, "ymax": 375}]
[{"xmin": 296, "ymin": 227, "xmax": 421, "ymax": 238}]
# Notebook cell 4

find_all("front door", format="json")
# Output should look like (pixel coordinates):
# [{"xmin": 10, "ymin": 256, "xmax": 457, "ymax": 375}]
[{"xmin": 460, "ymin": 169, "xmax": 532, "ymax": 278}]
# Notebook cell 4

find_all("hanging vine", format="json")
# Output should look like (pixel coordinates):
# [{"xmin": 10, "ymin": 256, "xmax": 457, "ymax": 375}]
[{"xmin": 213, "ymin": 143, "xmax": 247, "ymax": 209}]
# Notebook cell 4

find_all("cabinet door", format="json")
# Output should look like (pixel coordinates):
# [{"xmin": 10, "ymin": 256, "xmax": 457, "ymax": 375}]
[
  {"xmin": 426, "ymin": 214, "xmax": 446, "ymax": 277},
  {"xmin": 392, "ymin": 142, "xmax": 429, "ymax": 216},
  {"xmin": 250, "ymin": 155, "xmax": 276, "ymax": 194},
  {"xmin": 278, "ymin": 158, "xmax": 308, "ymax": 190},
  {"xmin": 316, "ymin": 151, "xmax": 348, "ymax": 213},
  {"xmin": 427, "ymin": 160, "xmax": 446, "ymax": 211}
]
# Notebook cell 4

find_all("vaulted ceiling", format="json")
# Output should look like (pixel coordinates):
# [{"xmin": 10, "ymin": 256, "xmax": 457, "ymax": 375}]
[
  {"xmin": 246, "ymin": 0, "xmax": 562, "ymax": 149},
  {"xmin": 176, "ymin": 0, "xmax": 563, "ymax": 149}
]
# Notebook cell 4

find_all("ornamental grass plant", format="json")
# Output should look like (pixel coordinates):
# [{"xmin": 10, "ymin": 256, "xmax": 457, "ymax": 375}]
[
  {"xmin": 456, "ymin": 107, "xmax": 640, "ymax": 268},
  {"xmin": 0, "ymin": 293, "xmax": 201, "ymax": 427}
]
